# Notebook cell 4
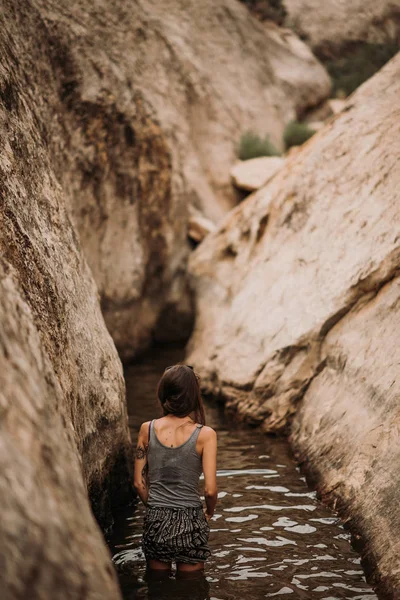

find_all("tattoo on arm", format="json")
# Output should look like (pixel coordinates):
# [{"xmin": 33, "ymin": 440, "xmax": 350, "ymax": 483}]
[
  {"xmin": 135, "ymin": 445, "xmax": 148, "ymax": 460},
  {"xmin": 135, "ymin": 443, "xmax": 149, "ymax": 488}
]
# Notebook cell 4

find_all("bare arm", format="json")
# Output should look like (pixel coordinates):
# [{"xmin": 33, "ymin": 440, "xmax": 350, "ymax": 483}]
[
  {"xmin": 133, "ymin": 421, "xmax": 150, "ymax": 506},
  {"xmin": 202, "ymin": 427, "xmax": 218, "ymax": 519}
]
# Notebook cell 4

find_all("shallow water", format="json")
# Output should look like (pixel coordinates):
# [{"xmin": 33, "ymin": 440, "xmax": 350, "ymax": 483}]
[{"xmin": 107, "ymin": 345, "xmax": 377, "ymax": 600}]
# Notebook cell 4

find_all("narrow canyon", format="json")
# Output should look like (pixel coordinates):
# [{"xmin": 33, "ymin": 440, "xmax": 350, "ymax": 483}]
[{"xmin": 1, "ymin": 0, "xmax": 399, "ymax": 598}]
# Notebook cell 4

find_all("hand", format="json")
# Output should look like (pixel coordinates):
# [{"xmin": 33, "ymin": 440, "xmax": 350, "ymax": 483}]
[{"xmin": 203, "ymin": 507, "xmax": 212, "ymax": 521}]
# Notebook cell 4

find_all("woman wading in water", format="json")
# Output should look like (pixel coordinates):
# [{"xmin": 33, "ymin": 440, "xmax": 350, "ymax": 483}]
[{"xmin": 134, "ymin": 364, "xmax": 218, "ymax": 575}]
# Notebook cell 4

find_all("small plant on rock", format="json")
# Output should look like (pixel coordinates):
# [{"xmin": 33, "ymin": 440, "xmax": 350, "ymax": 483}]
[
  {"xmin": 284, "ymin": 121, "xmax": 316, "ymax": 150},
  {"xmin": 238, "ymin": 131, "xmax": 281, "ymax": 160}
]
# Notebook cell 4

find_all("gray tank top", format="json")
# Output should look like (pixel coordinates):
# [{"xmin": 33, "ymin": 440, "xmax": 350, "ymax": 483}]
[{"xmin": 147, "ymin": 420, "xmax": 203, "ymax": 508}]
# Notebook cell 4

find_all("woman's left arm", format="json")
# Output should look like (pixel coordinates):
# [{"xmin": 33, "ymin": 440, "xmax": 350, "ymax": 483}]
[{"xmin": 133, "ymin": 421, "xmax": 150, "ymax": 505}]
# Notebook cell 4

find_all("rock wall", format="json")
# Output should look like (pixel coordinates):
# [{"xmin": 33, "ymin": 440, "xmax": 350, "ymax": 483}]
[
  {"xmin": 291, "ymin": 277, "xmax": 400, "ymax": 595},
  {"xmin": 283, "ymin": 0, "xmax": 400, "ymax": 57},
  {"xmin": 186, "ymin": 54, "xmax": 400, "ymax": 593},
  {"xmin": 0, "ymin": 265, "xmax": 123, "ymax": 599},
  {"xmin": 1, "ymin": 2, "xmax": 134, "ymax": 596},
  {"xmin": 242, "ymin": 0, "xmax": 399, "ymax": 97},
  {"xmin": 241, "ymin": 0, "xmax": 400, "ymax": 57},
  {"xmin": 13, "ymin": 0, "xmax": 330, "ymax": 360}
]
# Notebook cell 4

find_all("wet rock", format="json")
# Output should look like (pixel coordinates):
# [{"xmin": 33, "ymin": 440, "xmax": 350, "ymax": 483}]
[
  {"xmin": 186, "ymin": 55, "xmax": 400, "ymax": 591},
  {"xmin": 231, "ymin": 157, "xmax": 285, "ymax": 192},
  {"xmin": 7, "ymin": 0, "xmax": 330, "ymax": 361}
]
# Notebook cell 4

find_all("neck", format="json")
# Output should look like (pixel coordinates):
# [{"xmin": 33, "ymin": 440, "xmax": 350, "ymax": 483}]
[{"xmin": 166, "ymin": 414, "xmax": 193, "ymax": 422}]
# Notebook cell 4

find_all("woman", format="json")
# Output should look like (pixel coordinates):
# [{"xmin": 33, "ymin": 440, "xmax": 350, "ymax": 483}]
[{"xmin": 134, "ymin": 364, "xmax": 218, "ymax": 574}]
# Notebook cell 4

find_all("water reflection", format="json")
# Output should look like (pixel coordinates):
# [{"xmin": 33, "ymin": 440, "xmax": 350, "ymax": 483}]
[
  {"xmin": 107, "ymin": 345, "xmax": 377, "ymax": 600},
  {"xmin": 146, "ymin": 571, "xmax": 210, "ymax": 600}
]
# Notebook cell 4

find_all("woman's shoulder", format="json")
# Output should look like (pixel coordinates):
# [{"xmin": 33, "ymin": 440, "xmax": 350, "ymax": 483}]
[
  {"xmin": 198, "ymin": 425, "xmax": 217, "ymax": 440},
  {"xmin": 138, "ymin": 420, "xmax": 152, "ymax": 437}
]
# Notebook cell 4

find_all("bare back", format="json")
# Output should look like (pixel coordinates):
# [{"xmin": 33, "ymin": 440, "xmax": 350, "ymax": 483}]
[{"xmin": 154, "ymin": 416, "xmax": 215, "ymax": 458}]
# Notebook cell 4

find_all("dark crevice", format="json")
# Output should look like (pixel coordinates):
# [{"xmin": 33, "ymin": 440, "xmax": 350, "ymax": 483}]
[{"xmin": 256, "ymin": 213, "xmax": 269, "ymax": 243}]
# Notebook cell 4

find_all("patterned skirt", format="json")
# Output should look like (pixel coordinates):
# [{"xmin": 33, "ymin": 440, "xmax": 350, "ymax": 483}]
[{"xmin": 142, "ymin": 505, "xmax": 211, "ymax": 564}]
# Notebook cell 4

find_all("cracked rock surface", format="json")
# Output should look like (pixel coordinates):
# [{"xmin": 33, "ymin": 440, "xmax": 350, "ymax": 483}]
[{"xmin": 186, "ymin": 54, "xmax": 400, "ymax": 590}]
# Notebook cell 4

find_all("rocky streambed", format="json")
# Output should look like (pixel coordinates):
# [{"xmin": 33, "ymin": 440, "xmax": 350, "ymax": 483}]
[{"xmin": 108, "ymin": 345, "xmax": 377, "ymax": 600}]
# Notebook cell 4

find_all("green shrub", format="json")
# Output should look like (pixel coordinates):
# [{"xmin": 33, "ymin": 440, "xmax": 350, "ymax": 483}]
[
  {"xmin": 324, "ymin": 41, "xmax": 398, "ymax": 97},
  {"xmin": 284, "ymin": 121, "xmax": 315, "ymax": 150},
  {"xmin": 238, "ymin": 131, "xmax": 281, "ymax": 160}
]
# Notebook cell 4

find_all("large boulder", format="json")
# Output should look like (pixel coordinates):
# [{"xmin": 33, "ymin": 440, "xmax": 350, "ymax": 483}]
[
  {"xmin": 186, "ymin": 55, "xmax": 400, "ymax": 592},
  {"xmin": 284, "ymin": 0, "xmax": 400, "ymax": 56},
  {"xmin": 284, "ymin": 0, "xmax": 399, "ymax": 97},
  {"xmin": 241, "ymin": 1, "xmax": 399, "ymax": 97},
  {"xmin": 17, "ymin": 0, "xmax": 330, "ymax": 360}
]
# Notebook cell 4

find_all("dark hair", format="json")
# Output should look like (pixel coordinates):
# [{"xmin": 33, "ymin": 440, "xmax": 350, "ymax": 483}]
[{"xmin": 157, "ymin": 364, "xmax": 206, "ymax": 425}]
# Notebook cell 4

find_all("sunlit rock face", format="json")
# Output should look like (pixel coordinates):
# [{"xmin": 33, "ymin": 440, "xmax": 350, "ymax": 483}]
[
  {"xmin": 187, "ymin": 54, "xmax": 400, "ymax": 428},
  {"xmin": 186, "ymin": 55, "xmax": 400, "ymax": 593},
  {"xmin": 8, "ymin": 0, "xmax": 329, "ymax": 361},
  {"xmin": 291, "ymin": 276, "xmax": 400, "ymax": 595}
]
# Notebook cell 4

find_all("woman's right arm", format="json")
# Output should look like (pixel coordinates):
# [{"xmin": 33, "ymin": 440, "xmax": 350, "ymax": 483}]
[
  {"xmin": 202, "ymin": 427, "xmax": 218, "ymax": 519},
  {"xmin": 133, "ymin": 421, "xmax": 150, "ymax": 505}
]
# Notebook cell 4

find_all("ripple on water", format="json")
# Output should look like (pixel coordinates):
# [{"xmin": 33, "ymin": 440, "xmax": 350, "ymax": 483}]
[{"xmin": 107, "ymin": 349, "xmax": 377, "ymax": 600}]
